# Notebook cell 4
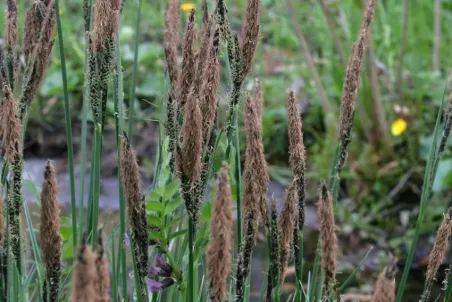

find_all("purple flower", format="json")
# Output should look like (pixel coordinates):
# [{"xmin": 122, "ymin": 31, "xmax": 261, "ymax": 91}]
[
  {"xmin": 156, "ymin": 254, "xmax": 165, "ymax": 267},
  {"xmin": 149, "ymin": 266, "xmax": 162, "ymax": 277},
  {"xmin": 148, "ymin": 279, "xmax": 163, "ymax": 293},
  {"xmin": 124, "ymin": 233, "xmax": 130, "ymax": 248}
]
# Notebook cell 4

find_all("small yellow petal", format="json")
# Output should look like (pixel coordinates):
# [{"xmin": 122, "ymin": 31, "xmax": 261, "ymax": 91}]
[
  {"xmin": 181, "ymin": 3, "xmax": 195, "ymax": 12},
  {"xmin": 391, "ymin": 118, "xmax": 407, "ymax": 136}
]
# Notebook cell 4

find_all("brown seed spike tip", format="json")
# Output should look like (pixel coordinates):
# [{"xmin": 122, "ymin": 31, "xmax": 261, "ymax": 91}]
[
  {"xmin": 317, "ymin": 182, "xmax": 338, "ymax": 294},
  {"xmin": 243, "ymin": 92, "xmax": 269, "ymax": 227},
  {"xmin": 5, "ymin": 0, "xmax": 18, "ymax": 49},
  {"xmin": 95, "ymin": 232, "xmax": 111, "ymax": 302},
  {"xmin": 240, "ymin": 0, "xmax": 261, "ymax": 77},
  {"xmin": 164, "ymin": 0, "xmax": 181, "ymax": 87},
  {"xmin": 181, "ymin": 91, "xmax": 203, "ymax": 184},
  {"xmin": 120, "ymin": 137, "xmax": 144, "ymax": 231},
  {"xmin": 339, "ymin": 0, "xmax": 376, "ymax": 140},
  {"xmin": 40, "ymin": 160, "xmax": 62, "ymax": 269},
  {"xmin": 426, "ymin": 207, "xmax": 452, "ymax": 284},
  {"xmin": 90, "ymin": 0, "xmax": 121, "ymax": 51},
  {"xmin": 278, "ymin": 183, "xmax": 297, "ymax": 285},
  {"xmin": 199, "ymin": 25, "xmax": 221, "ymax": 138},
  {"xmin": 287, "ymin": 90, "xmax": 305, "ymax": 178},
  {"xmin": 207, "ymin": 162, "xmax": 233, "ymax": 302},
  {"xmin": 179, "ymin": 9, "xmax": 198, "ymax": 109},
  {"xmin": 371, "ymin": 265, "xmax": 396, "ymax": 302},
  {"xmin": 23, "ymin": 0, "xmax": 45, "ymax": 63},
  {"xmin": 71, "ymin": 238, "xmax": 96, "ymax": 302},
  {"xmin": 1, "ymin": 90, "xmax": 22, "ymax": 161}
]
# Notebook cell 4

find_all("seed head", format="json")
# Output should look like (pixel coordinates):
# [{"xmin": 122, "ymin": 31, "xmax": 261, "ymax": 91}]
[
  {"xmin": 371, "ymin": 264, "xmax": 396, "ymax": 302},
  {"xmin": 5, "ymin": 0, "xmax": 18, "ymax": 50},
  {"xmin": 90, "ymin": 0, "xmax": 121, "ymax": 52},
  {"xmin": 339, "ymin": 0, "xmax": 376, "ymax": 142},
  {"xmin": 180, "ymin": 91, "xmax": 203, "ymax": 185},
  {"xmin": 40, "ymin": 161, "xmax": 62, "ymax": 269},
  {"xmin": 278, "ymin": 182, "xmax": 297, "ymax": 285},
  {"xmin": 163, "ymin": 0, "xmax": 180, "ymax": 88},
  {"xmin": 199, "ymin": 26, "xmax": 221, "ymax": 139},
  {"xmin": 179, "ymin": 10, "xmax": 198, "ymax": 109},
  {"xmin": 207, "ymin": 162, "xmax": 233, "ymax": 302},
  {"xmin": 426, "ymin": 207, "xmax": 452, "ymax": 284},
  {"xmin": 1, "ymin": 87, "xmax": 22, "ymax": 162},
  {"xmin": 94, "ymin": 232, "xmax": 110, "ymax": 302},
  {"xmin": 23, "ymin": 0, "xmax": 45, "ymax": 63},
  {"xmin": 71, "ymin": 237, "xmax": 96, "ymax": 302},
  {"xmin": 240, "ymin": 0, "xmax": 261, "ymax": 77},
  {"xmin": 243, "ymin": 90, "xmax": 269, "ymax": 227},
  {"xmin": 318, "ymin": 182, "xmax": 338, "ymax": 294},
  {"xmin": 120, "ymin": 135, "xmax": 147, "ymax": 232}
]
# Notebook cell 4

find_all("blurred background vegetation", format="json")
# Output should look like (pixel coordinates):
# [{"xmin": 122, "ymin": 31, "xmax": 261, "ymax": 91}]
[{"xmin": 2, "ymin": 0, "xmax": 452, "ymax": 281}]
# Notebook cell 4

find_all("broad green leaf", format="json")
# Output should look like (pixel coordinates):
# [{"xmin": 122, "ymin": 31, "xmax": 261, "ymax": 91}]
[
  {"xmin": 147, "ymin": 200, "xmax": 163, "ymax": 212},
  {"xmin": 149, "ymin": 187, "xmax": 165, "ymax": 199},
  {"xmin": 147, "ymin": 215, "xmax": 161, "ymax": 227},
  {"xmin": 163, "ymin": 179, "xmax": 181, "ymax": 201},
  {"xmin": 168, "ymin": 229, "xmax": 186, "ymax": 241},
  {"xmin": 164, "ymin": 197, "xmax": 184, "ymax": 216}
]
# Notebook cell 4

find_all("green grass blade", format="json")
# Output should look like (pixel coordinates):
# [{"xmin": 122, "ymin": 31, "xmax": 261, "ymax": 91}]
[
  {"xmin": 339, "ymin": 246, "xmax": 374, "ymax": 292},
  {"xmin": 55, "ymin": 0, "xmax": 77, "ymax": 253},
  {"xmin": 126, "ymin": 0, "xmax": 143, "ymax": 142},
  {"xmin": 114, "ymin": 27, "xmax": 128, "ymax": 299},
  {"xmin": 23, "ymin": 203, "xmax": 44, "ymax": 287},
  {"xmin": 396, "ymin": 85, "xmax": 447, "ymax": 301},
  {"xmin": 90, "ymin": 125, "xmax": 102, "ymax": 246}
]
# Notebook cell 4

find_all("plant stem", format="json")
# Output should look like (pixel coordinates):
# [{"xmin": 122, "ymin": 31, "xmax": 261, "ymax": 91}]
[
  {"xmin": 234, "ymin": 116, "xmax": 243, "ymax": 249},
  {"xmin": 90, "ymin": 125, "xmax": 102, "ymax": 246},
  {"xmin": 127, "ymin": 0, "xmax": 142, "ymax": 143},
  {"xmin": 55, "ymin": 0, "xmax": 77, "ymax": 254},
  {"xmin": 188, "ymin": 215, "xmax": 195, "ymax": 302},
  {"xmin": 114, "ymin": 33, "xmax": 128, "ymax": 299},
  {"xmin": 395, "ymin": 91, "xmax": 446, "ymax": 302}
]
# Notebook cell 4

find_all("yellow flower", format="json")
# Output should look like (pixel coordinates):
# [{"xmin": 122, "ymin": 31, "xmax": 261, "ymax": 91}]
[
  {"xmin": 181, "ymin": 3, "xmax": 195, "ymax": 12},
  {"xmin": 391, "ymin": 118, "xmax": 407, "ymax": 136}
]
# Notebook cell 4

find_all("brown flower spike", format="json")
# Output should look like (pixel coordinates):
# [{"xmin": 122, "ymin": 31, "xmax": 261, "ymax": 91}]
[
  {"xmin": 240, "ymin": 0, "xmax": 261, "ymax": 77},
  {"xmin": 163, "ymin": 0, "xmax": 180, "ymax": 88},
  {"xmin": 424, "ymin": 206, "xmax": 452, "ymax": 300},
  {"xmin": 179, "ymin": 10, "xmax": 197, "ymax": 109},
  {"xmin": 278, "ymin": 183, "xmax": 297, "ymax": 285},
  {"xmin": 1, "ymin": 86, "xmax": 22, "ymax": 162},
  {"xmin": 40, "ymin": 161, "xmax": 62, "ymax": 301},
  {"xmin": 318, "ymin": 182, "xmax": 338, "ymax": 295},
  {"xmin": 71, "ymin": 237, "xmax": 96, "ymax": 302},
  {"xmin": 207, "ymin": 162, "xmax": 233, "ymax": 302},
  {"xmin": 180, "ymin": 91, "xmax": 203, "ymax": 185},
  {"xmin": 337, "ymin": 0, "xmax": 376, "ymax": 172},
  {"xmin": 371, "ymin": 264, "xmax": 396, "ymax": 302},
  {"xmin": 243, "ymin": 91, "xmax": 269, "ymax": 227},
  {"xmin": 5, "ymin": 0, "xmax": 18, "ymax": 50},
  {"xmin": 90, "ymin": 0, "xmax": 121, "ymax": 52},
  {"xmin": 94, "ymin": 233, "xmax": 110, "ymax": 302}
]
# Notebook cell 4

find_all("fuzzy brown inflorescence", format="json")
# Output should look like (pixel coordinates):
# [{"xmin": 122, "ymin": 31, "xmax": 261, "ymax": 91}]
[
  {"xmin": 318, "ymin": 182, "xmax": 338, "ymax": 296},
  {"xmin": 240, "ymin": 0, "xmax": 261, "ymax": 77},
  {"xmin": 21, "ymin": 0, "xmax": 56, "ymax": 120},
  {"xmin": 287, "ymin": 89, "xmax": 306, "ymax": 283},
  {"xmin": 71, "ymin": 237, "xmax": 96, "ymax": 302},
  {"xmin": 180, "ymin": 91, "xmax": 203, "ymax": 186},
  {"xmin": 278, "ymin": 183, "xmax": 297, "ymax": 285},
  {"xmin": 207, "ymin": 162, "xmax": 233, "ymax": 302},
  {"xmin": 178, "ymin": 10, "xmax": 198, "ymax": 109},
  {"xmin": 120, "ymin": 135, "xmax": 149, "ymax": 295},
  {"xmin": 337, "ymin": 0, "xmax": 376, "ymax": 173},
  {"xmin": 422, "ymin": 207, "xmax": 452, "ymax": 300},
  {"xmin": 195, "ymin": 17, "xmax": 214, "ymax": 95},
  {"xmin": 23, "ymin": 0, "xmax": 46, "ymax": 63},
  {"xmin": 199, "ymin": 26, "xmax": 221, "ymax": 142},
  {"xmin": 94, "ymin": 232, "xmax": 110, "ymax": 302},
  {"xmin": 243, "ymin": 91, "xmax": 269, "ymax": 226},
  {"xmin": 90, "ymin": 0, "xmax": 120, "ymax": 52},
  {"xmin": 40, "ymin": 161, "xmax": 62, "ymax": 301},
  {"xmin": 163, "ymin": 0, "xmax": 180, "ymax": 88},
  {"xmin": 4, "ymin": 0, "xmax": 18, "ymax": 85},
  {"xmin": 371, "ymin": 264, "xmax": 396, "ymax": 302},
  {"xmin": 1, "ymin": 85, "xmax": 22, "ymax": 162},
  {"xmin": 236, "ymin": 91, "xmax": 269, "ymax": 301}
]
